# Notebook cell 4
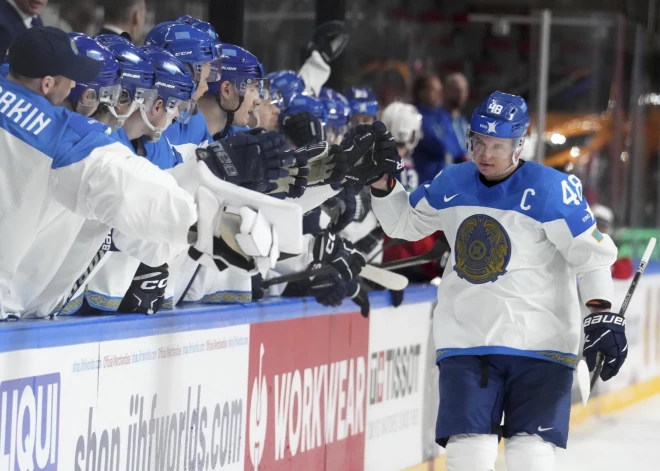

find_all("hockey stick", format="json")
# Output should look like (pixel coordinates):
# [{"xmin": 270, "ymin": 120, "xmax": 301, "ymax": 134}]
[
  {"xmin": 261, "ymin": 263, "xmax": 408, "ymax": 291},
  {"xmin": 375, "ymin": 237, "xmax": 450, "ymax": 271},
  {"xmin": 587, "ymin": 237, "xmax": 656, "ymax": 393}
]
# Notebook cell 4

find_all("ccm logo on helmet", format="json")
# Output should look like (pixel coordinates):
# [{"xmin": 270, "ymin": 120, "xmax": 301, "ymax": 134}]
[
  {"xmin": 583, "ymin": 314, "xmax": 626, "ymax": 327},
  {"xmin": 175, "ymin": 51, "xmax": 193, "ymax": 56}
]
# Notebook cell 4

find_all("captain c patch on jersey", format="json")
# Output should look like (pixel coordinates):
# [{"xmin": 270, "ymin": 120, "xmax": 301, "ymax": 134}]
[{"xmin": 454, "ymin": 214, "xmax": 511, "ymax": 284}]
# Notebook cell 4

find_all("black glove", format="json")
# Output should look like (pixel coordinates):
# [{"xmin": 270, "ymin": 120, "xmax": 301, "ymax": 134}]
[
  {"xmin": 347, "ymin": 280, "xmax": 370, "ymax": 317},
  {"xmin": 343, "ymin": 121, "xmax": 403, "ymax": 188},
  {"xmin": 267, "ymin": 148, "xmax": 311, "ymax": 199},
  {"xmin": 310, "ymin": 267, "xmax": 346, "ymax": 306},
  {"xmin": 252, "ymin": 274, "xmax": 266, "ymax": 301},
  {"xmin": 389, "ymin": 290, "xmax": 404, "ymax": 308},
  {"xmin": 306, "ymin": 20, "xmax": 349, "ymax": 64},
  {"xmin": 312, "ymin": 230, "xmax": 366, "ymax": 281},
  {"xmin": 324, "ymin": 191, "xmax": 357, "ymax": 234},
  {"xmin": 281, "ymin": 111, "xmax": 325, "ymax": 148},
  {"xmin": 117, "ymin": 263, "xmax": 168, "ymax": 314},
  {"xmin": 198, "ymin": 130, "xmax": 293, "ymax": 193},
  {"xmin": 583, "ymin": 312, "xmax": 628, "ymax": 381},
  {"xmin": 340, "ymin": 124, "xmax": 376, "ymax": 169}
]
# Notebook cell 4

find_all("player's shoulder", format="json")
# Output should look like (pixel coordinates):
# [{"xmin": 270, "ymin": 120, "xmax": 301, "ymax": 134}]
[
  {"xmin": 526, "ymin": 162, "xmax": 589, "ymax": 222},
  {"xmin": 432, "ymin": 160, "xmax": 476, "ymax": 187},
  {"xmin": 411, "ymin": 161, "xmax": 477, "ymax": 207},
  {"xmin": 64, "ymin": 112, "xmax": 113, "ymax": 139},
  {"xmin": 52, "ymin": 113, "xmax": 118, "ymax": 169}
]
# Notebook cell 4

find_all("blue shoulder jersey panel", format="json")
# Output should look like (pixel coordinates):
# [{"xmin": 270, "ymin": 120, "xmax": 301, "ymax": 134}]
[
  {"xmin": 0, "ymin": 77, "xmax": 115, "ymax": 169},
  {"xmin": 52, "ymin": 114, "xmax": 116, "ymax": 169},
  {"xmin": 160, "ymin": 112, "xmax": 212, "ymax": 146},
  {"xmin": 115, "ymin": 128, "xmax": 182, "ymax": 170},
  {"xmin": 409, "ymin": 161, "xmax": 592, "ymax": 235},
  {"xmin": 541, "ymin": 170, "xmax": 595, "ymax": 237}
]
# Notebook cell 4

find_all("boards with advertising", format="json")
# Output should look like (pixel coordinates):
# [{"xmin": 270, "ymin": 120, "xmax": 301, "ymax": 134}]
[{"xmin": 244, "ymin": 312, "xmax": 370, "ymax": 471}]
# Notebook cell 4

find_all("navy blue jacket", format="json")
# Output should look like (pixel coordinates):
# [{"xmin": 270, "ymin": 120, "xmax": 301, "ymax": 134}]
[{"xmin": 0, "ymin": 0, "xmax": 42, "ymax": 60}]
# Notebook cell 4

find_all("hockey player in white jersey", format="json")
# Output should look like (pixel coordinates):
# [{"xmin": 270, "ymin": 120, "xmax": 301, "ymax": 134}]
[
  {"xmin": 0, "ymin": 27, "xmax": 285, "ymax": 318},
  {"xmin": 370, "ymin": 91, "xmax": 622, "ymax": 470}
]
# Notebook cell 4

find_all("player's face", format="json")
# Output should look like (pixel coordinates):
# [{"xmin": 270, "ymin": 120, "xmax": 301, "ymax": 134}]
[
  {"xmin": 256, "ymin": 101, "xmax": 280, "ymax": 132},
  {"xmin": 234, "ymin": 83, "xmax": 261, "ymax": 127},
  {"xmin": 15, "ymin": 0, "xmax": 47, "ymax": 15},
  {"xmin": 44, "ymin": 75, "xmax": 75, "ymax": 106},
  {"xmin": 194, "ymin": 63, "xmax": 211, "ymax": 103},
  {"xmin": 470, "ymin": 133, "xmax": 516, "ymax": 177},
  {"xmin": 351, "ymin": 113, "xmax": 374, "ymax": 126}
]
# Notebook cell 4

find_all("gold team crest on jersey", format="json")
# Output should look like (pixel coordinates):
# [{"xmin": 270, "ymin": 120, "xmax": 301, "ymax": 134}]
[{"xmin": 454, "ymin": 214, "xmax": 511, "ymax": 284}]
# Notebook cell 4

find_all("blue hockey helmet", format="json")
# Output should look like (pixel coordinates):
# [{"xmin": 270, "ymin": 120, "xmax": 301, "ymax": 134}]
[
  {"xmin": 207, "ymin": 43, "xmax": 267, "ymax": 99},
  {"xmin": 141, "ymin": 46, "xmax": 197, "ymax": 137},
  {"xmin": 319, "ymin": 88, "xmax": 350, "ymax": 144},
  {"xmin": 97, "ymin": 35, "xmax": 159, "ymax": 129},
  {"xmin": 176, "ymin": 15, "xmax": 220, "ymax": 42},
  {"xmin": 284, "ymin": 93, "xmax": 327, "ymax": 124},
  {"xmin": 267, "ymin": 70, "xmax": 306, "ymax": 109},
  {"xmin": 467, "ymin": 91, "xmax": 530, "ymax": 168},
  {"xmin": 144, "ymin": 21, "xmax": 222, "ymax": 83},
  {"xmin": 469, "ymin": 91, "xmax": 530, "ymax": 140},
  {"xmin": 67, "ymin": 33, "xmax": 122, "ymax": 109},
  {"xmin": 345, "ymin": 86, "xmax": 379, "ymax": 117}
]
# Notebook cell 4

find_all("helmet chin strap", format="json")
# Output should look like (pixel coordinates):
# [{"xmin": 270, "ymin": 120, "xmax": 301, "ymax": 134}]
[
  {"xmin": 215, "ymin": 92, "xmax": 244, "ymax": 140},
  {"xmin": 140, "ymin": 106, "xmax": 177, "ymax": 143}
]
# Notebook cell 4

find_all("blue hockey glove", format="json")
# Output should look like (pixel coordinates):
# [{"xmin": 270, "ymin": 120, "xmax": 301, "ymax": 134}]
[
  {"xmin": 200, "ymin": 130, "xmax": 293, "ymax": 194},
  {"xmin": 281, "ymin": 111, "xmax": 325, "ymax": 147},
  {"xmin": 583, "ymin": 312, "xmax": 628, "ymax": 381},
  {"xmin": 343, "ymin": 121, "xmax": 402, "ymax": 189},
  {"xmin": 312, "ymin": 230, "xmax": 366, "ymax": 281},
  {"xmin": 311, "ymin": 268, "xmax": 347, "ymax": 307}
]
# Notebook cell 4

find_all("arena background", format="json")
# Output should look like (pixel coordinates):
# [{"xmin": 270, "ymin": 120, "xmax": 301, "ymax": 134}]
[{"xmin": 3, "ymin": 1, "xmax": 660, "ymax": 470}]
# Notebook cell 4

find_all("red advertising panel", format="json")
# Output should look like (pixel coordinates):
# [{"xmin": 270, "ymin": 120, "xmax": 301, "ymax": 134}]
[{"xmin": 245, "ymin": 312, "xmax": 369, "ymax": 471}]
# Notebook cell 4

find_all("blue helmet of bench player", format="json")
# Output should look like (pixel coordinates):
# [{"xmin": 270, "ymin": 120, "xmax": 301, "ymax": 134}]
[
  {"xmin": 209, "ymin": 43, "xmax": 267, "ymax": 99},
  {"xmin": 67, "ymin": 33, "xmax": 121, "ymax": 110},
  {"xmin": 267, "ymin": 70, "xmax": 305, "ymax": 109},
  {"xmin": 97, "ymin": 35, "xmax": 158, "ymax": 130},
  {"xmin": 282, "ymin": 93, "xmax": 327, "ymax": 128},
  {"xmin": 141, "ymin": 46, "xmax": 197, "ymax": 140},
  {"xmin": 176, "ymin": 15, "xmax": 220, "ymax": 42},
  {"xmin": 210, "ymin": 43, "xmax": 267, "ymax": 138},
  {"xmin": 345, "ymin": 86, "xmax": 379, "ymax": 117},
  {"xmin": 144, "ymin": 21, "xmax": 221, "ymax": 83},
  {"xmin": 319, "ymin": 87, "xmax": 350, "ymax": 144},
  {"xmin": 467, "ymin": 91, "xmax": 530, "ymax": 166}
]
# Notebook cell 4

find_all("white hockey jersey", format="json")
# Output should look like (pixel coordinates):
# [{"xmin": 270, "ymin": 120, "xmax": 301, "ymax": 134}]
[
  {"xmin": 372, "ymin": 160, "xmax": 617, "ymax": 368},
  {"xmin": 0, "ymin": 77, "xmax": 197, "ymax": 318}
]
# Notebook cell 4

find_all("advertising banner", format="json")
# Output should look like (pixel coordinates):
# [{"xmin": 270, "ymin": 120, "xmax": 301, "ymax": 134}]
[
  {"xmin": 245, "ymin": 312, "xmax": 369, "ymax": 471},
  {"xmin": 0, "ymin": 343, "xmax": 100, "ymax": 471},
  {"xmin": 364, "ymin": 303, "xmax": 434, "ymax": 471},
  {"xmin": 86, "ymin": 325, "xmax": 251, "ymax": 471}
]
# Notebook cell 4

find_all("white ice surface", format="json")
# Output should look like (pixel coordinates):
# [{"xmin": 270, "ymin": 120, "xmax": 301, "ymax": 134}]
[{"xmin": 493, "ymin": 393, "xmax": 660, "ymax": 470}]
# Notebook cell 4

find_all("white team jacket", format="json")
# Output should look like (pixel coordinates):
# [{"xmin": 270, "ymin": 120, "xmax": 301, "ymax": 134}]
[
  {"xmin": 0, "ymin": 77, "xmax": 197, "ymax": 318},
  {"xmin": 372, "ymin": 161, "xmax": 617, "ymax": 368}
]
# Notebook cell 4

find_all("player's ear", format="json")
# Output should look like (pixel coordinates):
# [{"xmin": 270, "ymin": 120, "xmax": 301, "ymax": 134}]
[
  {"xmin": 40, "ymin": 76, "xmax": 55, "ymax": 96},
  {"xmin": 152, "ymin": 98, "xmax": 165, "ymax": 115}
]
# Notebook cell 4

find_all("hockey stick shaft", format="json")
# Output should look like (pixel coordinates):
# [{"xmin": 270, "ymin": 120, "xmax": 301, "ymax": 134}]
[
  {"xmin": 262, "ymin": 263, "xmax": 408, "ymax": 291},
  {"xmin": 376, "ymin": 237, "xmax": 450, "ymax": 271},
  {"xmin": 590, "ymin": 237, "xmax": 656, "ymax": 390}
]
